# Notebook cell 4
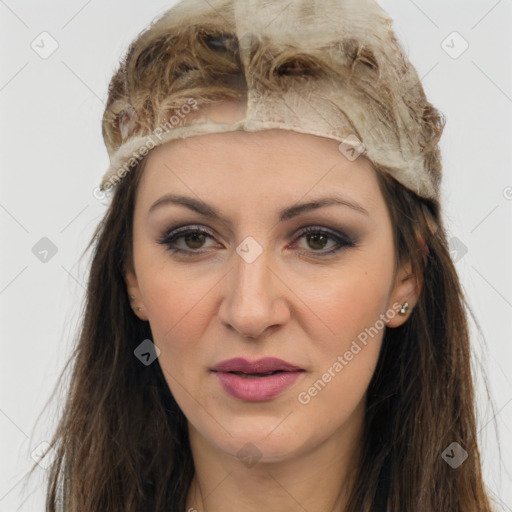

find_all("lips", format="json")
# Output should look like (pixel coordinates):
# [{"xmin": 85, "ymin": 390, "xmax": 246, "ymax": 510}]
[
  {"xmin": 211, "ymin": 357, "xmax": 303, "ymax": 375},
  {"xmin": 211, "ymin": 357, "xmax": 305, "ymax": 401}
]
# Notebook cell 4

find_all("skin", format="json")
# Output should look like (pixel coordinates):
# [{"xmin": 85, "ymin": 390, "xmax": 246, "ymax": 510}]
[{"xmin": 124, "ymin": 120, "xmax": 421, "ymax": 511}]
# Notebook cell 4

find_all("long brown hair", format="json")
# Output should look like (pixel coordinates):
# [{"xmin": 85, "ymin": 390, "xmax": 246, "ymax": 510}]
[{"xmin": 37, "ymin": 16, "xmax": 494, "ymax": 512}]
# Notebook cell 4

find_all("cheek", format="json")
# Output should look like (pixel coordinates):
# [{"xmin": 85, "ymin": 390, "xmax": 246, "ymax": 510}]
[
  {"xmin": 300, "ymin": 262, "xmax": 392, "ymax": 352},
  {"xmin": 293, "ymin": 293, "xmax": 387, "ymax": 444},
  {"xmin": 143, "ymin": 270, "xmax": 212, "ymax": 350},
  {"xmin": 136, "ymin": 255, "xmax": 226, "ymax": 400},
  {"xmin": 141, "ymin": 269, "xmax": 215, "ymax": 408},
  {"xmin": 293, "ymin": 260, "xmax": 393, "ymax": 413}
]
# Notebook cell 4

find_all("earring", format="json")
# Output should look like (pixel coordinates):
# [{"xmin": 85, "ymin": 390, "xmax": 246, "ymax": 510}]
[
  {"xmin": 399, "ymin": 301, "xmax": 409, "ymax": 315},
  {"xmin": 129, "ymin": 295, "xmax": 142, "ymax": 312}
]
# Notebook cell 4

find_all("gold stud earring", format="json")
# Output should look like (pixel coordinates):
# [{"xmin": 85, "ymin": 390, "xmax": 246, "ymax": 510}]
[
  {"xmin": 398, "ymin": 301, "xmax": 409, "ymax": 315},
  {"xmin": 129, "ymin": 295, "xmax": 142, "ymax": 312}
]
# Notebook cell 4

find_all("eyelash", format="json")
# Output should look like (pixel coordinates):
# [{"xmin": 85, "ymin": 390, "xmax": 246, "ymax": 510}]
[{"xmin": 157, "ymin": 225, "xmax": 357, "ymax": 258}]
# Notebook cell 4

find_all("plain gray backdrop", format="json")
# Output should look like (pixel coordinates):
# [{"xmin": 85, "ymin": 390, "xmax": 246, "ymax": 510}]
[{"xmin": 1, "ymin": 0, "xmax": 511, "ymax": 510}]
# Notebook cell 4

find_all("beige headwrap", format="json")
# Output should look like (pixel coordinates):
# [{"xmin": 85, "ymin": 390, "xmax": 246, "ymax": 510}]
[{"xmin": 100, "ymin": 0, "xmax": 443, "ymax": 203}]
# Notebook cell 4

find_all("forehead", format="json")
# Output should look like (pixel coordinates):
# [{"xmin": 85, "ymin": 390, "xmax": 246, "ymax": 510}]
[{"xmin": 138, "ymin": 129, "xmax": 380, "ymax": 205}]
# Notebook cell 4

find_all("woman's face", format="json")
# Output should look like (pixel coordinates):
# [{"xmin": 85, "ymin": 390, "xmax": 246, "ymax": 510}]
[{"xmin": 125, "ymin": 128, "xmax": 419, "ymax": 464}]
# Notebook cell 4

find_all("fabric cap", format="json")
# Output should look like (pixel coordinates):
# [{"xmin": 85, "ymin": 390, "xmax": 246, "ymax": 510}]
[{"xmin": 100, "ymin": 0, "xmax": 443, "ymax": 203}]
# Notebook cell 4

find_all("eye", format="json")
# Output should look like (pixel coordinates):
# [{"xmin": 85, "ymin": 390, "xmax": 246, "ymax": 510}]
[
  {"xmin": 291, "ymin": 226, "xmax": 356, "ymax": 256},
  {"xmin": 157, "ymin": 226, "xmax": 218, "ymax": 256},
  {"xmin": 157, "ymin": 225, "xmax": 356, "ymax": 257}
]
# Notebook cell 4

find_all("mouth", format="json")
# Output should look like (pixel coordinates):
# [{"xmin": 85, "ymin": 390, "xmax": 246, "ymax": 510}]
[
  {"xmin": 211, "ymin": 358, "xmax": 305, "ymax": 401},
  {"xmin": 223, "ymin": 370, "xmax": 302, "ymax": 379},
  {"xmin": 211, "ymin": 356, "xmax": 304, "ymax": 374}
]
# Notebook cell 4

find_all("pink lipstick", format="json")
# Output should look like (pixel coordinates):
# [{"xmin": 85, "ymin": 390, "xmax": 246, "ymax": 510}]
[{"xmin": 211, "ymin": 357, "xmax": 304, "ymax": 402}]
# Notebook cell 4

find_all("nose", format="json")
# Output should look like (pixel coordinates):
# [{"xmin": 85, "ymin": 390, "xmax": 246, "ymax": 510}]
[{"xmin": 218, "ymin": 246, "xmax": 291, "ymax": 340}]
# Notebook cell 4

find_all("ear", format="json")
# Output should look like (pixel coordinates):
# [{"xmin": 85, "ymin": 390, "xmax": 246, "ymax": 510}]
[
  {"xmin": 124, "ymin": 266, "xmax": 149, "ymax": 322},
  {"xmin": 385, "ymin": 258, "xmax": 422, "ymax": 328}
]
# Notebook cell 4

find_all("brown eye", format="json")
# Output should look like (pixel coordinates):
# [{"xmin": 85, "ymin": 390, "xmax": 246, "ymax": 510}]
[
  {"xmin": 305, "ymin": 232, "xmax": 329, "ymax": 251},
  {"xmin": 293, "ymin": 227, "xmax": 356, "ymax": 256},
  {"xmin": 158, "ymin": 227, "xmax": 217, "ymax": 256},
  {"xmin": 182, "ymin": 232, "xmax": 207, "ymax": 250}
]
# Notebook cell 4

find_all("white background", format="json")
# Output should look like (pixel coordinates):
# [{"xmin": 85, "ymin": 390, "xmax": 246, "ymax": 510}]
[{"xmin": 1, "ymin": 0, "xmax": 511, "ymax": 510}]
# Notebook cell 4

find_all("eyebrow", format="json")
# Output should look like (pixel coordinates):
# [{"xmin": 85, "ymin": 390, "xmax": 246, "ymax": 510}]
[{"xmin": 148, "ymin": 193, "xmax": 369, "ymax": 223}]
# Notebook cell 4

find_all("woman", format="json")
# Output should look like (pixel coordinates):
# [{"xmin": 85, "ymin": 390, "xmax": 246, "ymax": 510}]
[{"xmin": 42, "ymin": 0, "xmax": 496, "ymax": 510}]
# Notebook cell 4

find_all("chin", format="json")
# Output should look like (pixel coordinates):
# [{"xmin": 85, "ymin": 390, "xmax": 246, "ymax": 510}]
[{"xmin": 210, "ymin": 421, "xmax": 306, "ymax": 463}]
